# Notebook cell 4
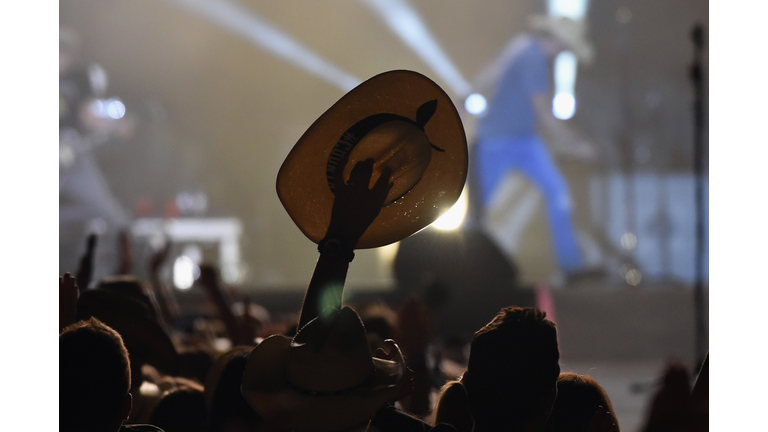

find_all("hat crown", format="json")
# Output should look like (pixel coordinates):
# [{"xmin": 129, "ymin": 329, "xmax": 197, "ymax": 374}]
[
  {"xmin": 276, "ymin": 69, "xmax": 468, "ymax": 249},
  {"xmin": 344, "ymin": 120, "xmax": 432, "ymax": 205},
  {"xmin": 286, "ymin": 308, "xmax": 375, "ymax": 393},
  {"xmin": 241, "ymin": 307, "xmax": 405, "ymax": 432}
]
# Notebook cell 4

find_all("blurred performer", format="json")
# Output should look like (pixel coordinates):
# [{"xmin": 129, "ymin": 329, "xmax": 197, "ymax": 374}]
[
  {"xmin": 59, "ymin": 29, "xmax": 133, "ymax": 230},
  {"xmin": 473, "ymin": 16, "xmax": 596, "ymax": 277}
]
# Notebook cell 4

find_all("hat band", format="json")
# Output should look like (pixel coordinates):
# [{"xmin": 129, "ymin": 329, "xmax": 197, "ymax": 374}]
[
  {"xmin": 285, "ymin": 366, "xmax": 377, "ymax": 397},
  {"xmin": 325, "ymin": 100, "xmax": 443, "ymax": 194}
]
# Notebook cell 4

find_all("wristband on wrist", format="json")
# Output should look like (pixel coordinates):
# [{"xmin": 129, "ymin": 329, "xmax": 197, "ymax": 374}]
[{"xmin": 318, "ymin": 238, "xmax": 355, "ymax": 262}]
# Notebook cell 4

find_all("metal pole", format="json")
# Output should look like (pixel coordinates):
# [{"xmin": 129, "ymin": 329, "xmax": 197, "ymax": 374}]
[{"xmin": 690, "ymin": 24, "xmax": 707, "ymax": 368}]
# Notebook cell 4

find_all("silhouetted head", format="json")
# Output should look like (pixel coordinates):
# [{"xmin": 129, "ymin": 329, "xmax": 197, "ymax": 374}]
[
  {"xmin": 150, "ymin": 387, "xmax": 208, "ymax": 432},
  {"xmin": 543, "ymin": 373, "xmax": 620, "ymax": 432},
  {"xmin": 178, "ymin": 349, "xmax": 215, "ymax": 385},
  {"xmin": 205, "ymin": 347, "xmax": 263, "ymax": 432},
  {"xmin": 60, "ymin": 318, "xmax": 132, "ymax": 432},
  {"xmin": 463, "ymin": 307, "xmax": 560, "ymax": 432},
  {"xmin": 434, "ymin": 381, "xmax": 473, "ymax": 432},
  {"xmin": 76, "ymin": 276, "xmax": 179, "ymax": 386}
]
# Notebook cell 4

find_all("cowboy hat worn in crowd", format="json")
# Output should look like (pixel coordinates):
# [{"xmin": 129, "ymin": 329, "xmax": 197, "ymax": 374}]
[
  {"xmin": 276, "ymin": 69, "xmax": 468, "ymax": 249},
  {"xmin": 241, "ymin": 307, "xmax": 405, "ymax": 432},
  {"xmin": 529, "ymin": 15, "xmax": 595, "ymax": 65}
]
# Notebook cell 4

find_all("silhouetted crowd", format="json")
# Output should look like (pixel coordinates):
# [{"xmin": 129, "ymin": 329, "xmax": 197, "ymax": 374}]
[{"xmin": 60, "ymin": 160, "xmax": 708, "ymax": 432}]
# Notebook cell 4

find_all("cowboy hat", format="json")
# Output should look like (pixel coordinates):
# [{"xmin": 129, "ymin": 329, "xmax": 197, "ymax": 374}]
[
  {"xmin": 76, "ymin": 277, "xmax": 179, "ymax": 375},
  {"xmin": 241, "ymin": 307, "xmax": 405, "ymax": 432},
  {"xmin": 529, "ymin": 15, "xmax": 595, "ymax": 65},
  {"xmin": 276, "ymin": 69, "xmax": 468, "ymax": 249}
]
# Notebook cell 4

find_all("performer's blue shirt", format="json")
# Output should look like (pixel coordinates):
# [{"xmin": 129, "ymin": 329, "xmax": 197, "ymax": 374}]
[{"xmin": 477, "ymin": 35, "xmax": 550, "ymax": 141}]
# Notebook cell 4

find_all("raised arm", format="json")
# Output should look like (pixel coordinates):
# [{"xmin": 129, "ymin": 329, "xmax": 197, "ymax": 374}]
[
  {"xmin": 75, "ymin": 234, "xmax": 97, "ymax": 294},
  {"xmin": 297, "ymin": 158, "xmax": 392, "ymax": 329},
  {"xmin": 148, "ymin": 240, "xmax": 180, "ymax": 328}
]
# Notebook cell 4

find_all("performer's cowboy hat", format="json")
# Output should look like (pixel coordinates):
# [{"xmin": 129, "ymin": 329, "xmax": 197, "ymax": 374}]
[
  {"xmin": 529, "ymin": 15, "xmax": 595, "ymax": 65},
  {"xmin": 241, "ymin": 307, "xmax": 405, "ymax": 432},
  {"xmin": 276, "ymin": 70, "xmax": 468, "ymax": 249},
  {"xmin": 76, "ymin": 276, "xmax": 179, "ymax": 375}
]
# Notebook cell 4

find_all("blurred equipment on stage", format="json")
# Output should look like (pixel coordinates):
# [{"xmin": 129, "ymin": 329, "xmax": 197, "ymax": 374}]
[{"xmin": 131, "ymin": 217, "xmax": 245, "ymax": 287}]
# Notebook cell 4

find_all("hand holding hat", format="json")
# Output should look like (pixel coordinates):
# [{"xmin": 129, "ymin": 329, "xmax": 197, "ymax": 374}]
[
  {"xmin": 277, "ymin": 70, "xmax": 468, "ymax": 249},
  {"xmin": 325, "ymin": 158, "xmax": 393, "ymax": 251}
]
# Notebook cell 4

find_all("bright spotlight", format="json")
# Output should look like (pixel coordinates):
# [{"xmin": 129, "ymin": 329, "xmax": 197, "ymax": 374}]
[
  {"xmin": 553, "ymin": 93, "xmax": 575, "ymax": 119},
  {"xmin": 377, "ymin": 242, "xmax": 400, "ymax": 267},
  {"xmin": 625, "ymin": 268, "xmax": 643, "ymax": 286},
  {"xmin": 432, "ymin": 186, "xmax": 468, "ymax": 230},
  {"xmin": 173, "ymin": 256, "xmax": 196, "ymax": 290},
  {"xmin": 90, "ymin": 98, "xmax": 126, "ymax": 119},
  {"xmin": 106, "ymin": 99, "xmax": 126, "ymax": 119},
  {"xmin": 465, "ymin": 93, "xmax": 487, "ymax": 115},
  {"xmin": 621, "ymin": 232, "xmax": 637, "ymax": 250}
]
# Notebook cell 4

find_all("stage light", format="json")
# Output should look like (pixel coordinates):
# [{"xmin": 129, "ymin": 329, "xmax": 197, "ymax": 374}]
[
  {"xmin": 465, "ymin": 93, "xmax": 487, "ymax": 115},
  {"xmin": 221, "ymin": 265, "xmax": 240, "ymax": 284},
  {"xmin": 625, "ymin": 268, "xmax": 642, "ymax": 286},
  {"xmin": 548, "ymin": 0, "xmax": 590, "ymax": 20},
  {"xmin": 360, "ymin": 0, "xmax": 471, "ymax": 97},
  {"xmin": 432, "ymin": 186, "xmax": 468, "ymax": 230},
  {"xmin": 173, "ymin": 255, "xmax": 196, "ymax": 290},
  {"xmin": 213, "ymin": 337, "xmax": 232, "ymax": 352},
  {"xmin": 378, "ymin": 242, "xmax": 401, "ymax": 267},
  {"xmin": 167, "ymin": 0, "xmax": 360, "ymax": 92},
  {"xmin": 106, "ymin": 99, "xmax": 126, "ymax": 119},
  {"xmin": 90, "ymin": 98, "xmax": 126, "ymax": 119},
  {"xmin": 621, "ymin": 232, "xmax": 637, "ymax": 250},
  {"xmin": 553, "ymin": 93, "xmax": 575, "ymax": 119},
  {"xmin": 553, "ymin": 51, "xmax": 578, "ymax": 119}
]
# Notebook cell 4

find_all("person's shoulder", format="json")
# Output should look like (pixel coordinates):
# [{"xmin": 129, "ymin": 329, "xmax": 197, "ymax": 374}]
[{"xmin": 120, "ymin": 424, "xmax": 165, "ymax": 432}]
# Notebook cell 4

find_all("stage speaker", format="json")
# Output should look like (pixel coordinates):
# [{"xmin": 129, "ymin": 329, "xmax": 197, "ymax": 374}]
[{"xmin": 393, "ymin": 228, "xmax": 535, "ymax": 341}]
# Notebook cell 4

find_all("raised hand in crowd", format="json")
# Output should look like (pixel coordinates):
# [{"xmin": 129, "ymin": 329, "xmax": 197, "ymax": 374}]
[
  {"xmin": 238, "ymin": 293, "xmax": 260, "ymax": 345},
  {"xmin": 641, "ymin": 361, "xmax": 706, "ymax": 432},
  {"xmin": 394, "ymin": 296, "xmax": 432, "ymax": 416},
  {"xmin": 298, "ymin": 158, "xmax": 392, "ymax": 328},
  {"xmin": 116, "ymin": 229, "xmax": 134, "ymax": 276},
  {"xmin": 327, "ymin": 157, "xmax": 394, "ymax": 246},
  {"xmin": 198, "ymin": 263, "xmax": 257, "ymax": 346},
  {"xmin": 59, "ymin": 272, "xmax": 79, "ymax": 332},
  {"xmin": 376, "ymin": 339, "xmax": 416, "ymax": 404},
  {"xmin": 75, "ymin": 233, "xmax": 97, "ymax": 293},
  {"xmin": 148, "ymin": 239, "xmax": 179, "ymax": 328}
]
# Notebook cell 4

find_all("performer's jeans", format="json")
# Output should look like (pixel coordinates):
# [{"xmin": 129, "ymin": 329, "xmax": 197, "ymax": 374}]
[{"xmin": 476, "ymin": 135, "xmax": 584, "ymax": 274}]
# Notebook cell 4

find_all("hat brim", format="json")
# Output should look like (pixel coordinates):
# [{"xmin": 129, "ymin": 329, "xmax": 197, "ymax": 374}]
[
  {"xmin": 276, "ymin": 70, "xmax": 468, "ymax": 249},
  {"xmin": 241, "ymin": 335, "xmax": 404, "ymax": 432}
]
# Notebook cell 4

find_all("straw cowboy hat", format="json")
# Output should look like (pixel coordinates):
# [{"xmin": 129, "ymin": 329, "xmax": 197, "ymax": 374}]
[
  {"xmin": 241, "ymin": 307, "xmax": 405, "ymax": 432},
  {"xmin": 529, "ymin": 15, "xmax": 595, "ymax": 65},
  {"xmin": 276, "ymin": 69, "xmax": 468, "ymax": 249},
  {"xmin": 76, "ymin": 277, "xmax": 179, "ymax": 375}
]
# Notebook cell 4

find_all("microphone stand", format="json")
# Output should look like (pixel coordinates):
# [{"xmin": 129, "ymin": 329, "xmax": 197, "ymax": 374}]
[{"xmin": 690, "ymin": 24, "xmax": 707, "ymax": 369}]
